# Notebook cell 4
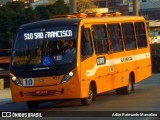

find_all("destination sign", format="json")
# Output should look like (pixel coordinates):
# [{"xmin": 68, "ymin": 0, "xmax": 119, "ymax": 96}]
[{"xmin": 24, "ymin": 30, "xmax": 73, "ymax": 40}]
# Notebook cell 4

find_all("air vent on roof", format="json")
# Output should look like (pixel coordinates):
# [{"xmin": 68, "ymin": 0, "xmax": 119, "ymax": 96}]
[{"xmin": 51, "ymin": 12, "xmax": 122, "ymax": 19}]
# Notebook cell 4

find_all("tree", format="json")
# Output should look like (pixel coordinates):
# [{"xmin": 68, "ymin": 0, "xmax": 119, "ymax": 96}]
[
  {"xmin": 0, "ymin": 1, "xmax": 33, "ymax": 48},
  {"xmin": 0, "ymin": 0, "xmax": 70, "ymax": 48},
  {"xmin": 34, "ymin": 5, "xmax": 50, "ymax": 20},
  {"xmin": 34, "ymin": 0, "xmax": 69, "ymax": 20},
  {"xmin": 0, "ymin": 12, "xmax": 11, "ymax": 48},
  {"xmin": 77, "ymin": 0, "xmax": 97, "ymax": 13},
  {"xmin": 51, "ymin": 0, "xmax": 69, "ymax": 15}
]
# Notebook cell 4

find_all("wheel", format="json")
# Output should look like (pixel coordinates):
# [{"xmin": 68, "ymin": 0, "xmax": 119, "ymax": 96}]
[
  {"xmin": 116, "ymin": 76, "xmax": 134, "ymax": 95},
  {"xmin": 81, "ymin": 85, "xmax": 94, "ymax": 106},
  {"xmin": 123, "ymin": 76, "xmax": 134, "ymax": 94},
  {"xmin": 26, "ymin": 101, "xmax": 39, "ymax": 109}
]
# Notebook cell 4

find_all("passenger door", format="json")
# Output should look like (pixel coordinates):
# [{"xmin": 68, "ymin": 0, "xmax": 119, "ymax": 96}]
[{"xmin": 80, "ymin": 24, "xmax": 96, "ymax": 96}]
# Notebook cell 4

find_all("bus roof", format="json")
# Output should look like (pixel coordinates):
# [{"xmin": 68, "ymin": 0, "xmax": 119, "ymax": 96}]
[
  {"xmin": 19, "ymin": 18, "xmax": 81, "ymax": 30},
  {"xmin": 19, "ymin": 15, "xmax": 145, "ymax": 30},
  {"xmin": 81, "ymin": 16, "xmax": 145, "ymax": 24}
]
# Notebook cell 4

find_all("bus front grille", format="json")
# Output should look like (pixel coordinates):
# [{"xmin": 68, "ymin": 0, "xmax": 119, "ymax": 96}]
[{"xmin": 24, "ymin": 90, "xmax": 61, "ymax": 97}]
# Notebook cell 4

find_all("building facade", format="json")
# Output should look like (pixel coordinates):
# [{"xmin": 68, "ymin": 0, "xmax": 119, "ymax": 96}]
[
  {"xmin": 93, "ymin": 0, "xmax": 129, "ymax": 15},
  {"xmin": 139, "ymin": 0, "xmax": 160, "ymax": 20}
]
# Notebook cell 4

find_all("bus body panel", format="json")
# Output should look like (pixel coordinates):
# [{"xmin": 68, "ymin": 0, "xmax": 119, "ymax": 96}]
[
  {"xmin": 78, "ymin": 18, "xmax": 151, "ymax": 98},
  {"xmin": 10, "ymin": 75, "xmax": 80, "ymax": 102},
  {"xmin": 79, "ymin": 50, "xmax": 151, "ymax": 98}
]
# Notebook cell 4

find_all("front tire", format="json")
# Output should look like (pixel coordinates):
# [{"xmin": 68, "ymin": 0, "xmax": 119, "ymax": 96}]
[{"xmin": 81, "ymin": 85, "xmax": 94, "ymax": 106}]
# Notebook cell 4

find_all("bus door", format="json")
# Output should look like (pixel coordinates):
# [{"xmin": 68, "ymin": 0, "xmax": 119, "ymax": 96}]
[
  {"xmin": 81, "ymin": 24, "xmax": 114, "ymax": 93},
  {"xmin": 80, "ymin": 24, "xmax": 95, "ymax": 96}
]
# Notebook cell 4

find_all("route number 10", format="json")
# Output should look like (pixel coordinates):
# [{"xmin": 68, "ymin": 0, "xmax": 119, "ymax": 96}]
[{"xmin": 23, "ymin": 78, "xmax": 34, "ymax": 86}]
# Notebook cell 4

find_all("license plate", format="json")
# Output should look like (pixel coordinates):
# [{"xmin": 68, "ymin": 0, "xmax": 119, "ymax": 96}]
[{"xmin": 35, "ymin": 90, "xmax": 48, "ymax": 95}]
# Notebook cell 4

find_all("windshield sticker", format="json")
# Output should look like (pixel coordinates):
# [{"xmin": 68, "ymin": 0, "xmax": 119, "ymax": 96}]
[
  {"xmin": 14, "ymin": 56, "xmax": 41, "ymax": 65},
  {"xmin": 53, "ymin": 55, "xmax": 62, "ymax": 61},
  {"xmin": 24, "ymin": 30, "xmax": 73, "ymax": 40},
  {"xmin": 42, "ymin": 56, "xmax": 53, "ymax": 66}
]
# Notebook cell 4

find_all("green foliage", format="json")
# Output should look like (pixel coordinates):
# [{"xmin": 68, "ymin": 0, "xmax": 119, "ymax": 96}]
[
  {"xmin": 34, "ymin": 5, "xmax": 50, "ymax": 20},
  {"xmin": 0, "ymin": 0, "xmax": 69, "ymax": 49},
  {"xmin": 52, "ymin": 0, "xmax": 69, "ymax": 15}
]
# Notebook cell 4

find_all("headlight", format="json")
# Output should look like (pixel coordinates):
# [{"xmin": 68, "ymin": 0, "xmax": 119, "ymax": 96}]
[
  {"xmin": 61, "ymin": 70, "xmax": 76, "ymax": 84},
  {"xmin": 10, "ymin": 73, "xmax": 22, "ymax": 86}
]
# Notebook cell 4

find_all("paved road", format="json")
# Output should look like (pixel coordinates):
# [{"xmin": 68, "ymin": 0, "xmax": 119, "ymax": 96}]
[{"xmin": 0, "ymin": 74, "xmax": 160, "ymax": 120}]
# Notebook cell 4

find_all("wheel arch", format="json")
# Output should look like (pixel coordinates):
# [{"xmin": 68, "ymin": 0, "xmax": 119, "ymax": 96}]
[
  {"xmin": 130, "ymin": 71, "xmax": 135, "ymax": 84},
  {"xmin": 90, "ymin": 80, "xmax": 97, "ymax": 96}
]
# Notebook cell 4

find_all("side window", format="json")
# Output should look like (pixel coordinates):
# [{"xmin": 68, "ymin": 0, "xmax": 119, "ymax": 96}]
[
  {"xmin": 107, "ymin": 24, "xmax": 123, "ymax": 52},
  {"xmin": 81, "ymin": 28, "xmax": 93, "ymax": 57},
  {"xmin": 122, "ymin": 23, "xmax": 137, "ymax": 50},
  {"xmin": 92, "ymin": 25, "xmax": 108, "ymax": 55},
  {"xmin": 135, "ymin": 22, "xmax": 147, "ymax": 48}
]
